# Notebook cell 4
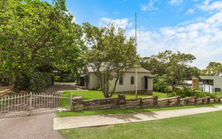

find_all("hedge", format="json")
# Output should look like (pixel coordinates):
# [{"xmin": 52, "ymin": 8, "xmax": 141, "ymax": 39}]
[{"xmin": 14, "ymin": 71, "xmax": 54, "ymax": 92}]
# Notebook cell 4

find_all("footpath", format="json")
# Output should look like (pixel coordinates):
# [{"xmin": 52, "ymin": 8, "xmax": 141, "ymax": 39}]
[{"xmin": 54, "ymin": 105, "xmax": 222, "ymax": 130}]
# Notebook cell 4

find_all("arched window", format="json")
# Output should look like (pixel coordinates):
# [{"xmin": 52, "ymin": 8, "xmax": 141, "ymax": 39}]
[
  {"xmin": 131, "ymin": 76, "xmax": 134, "ymax": 85},
  {"xmin": 119, "ymin": 76, "xmax": 123, "ymax": 85}
]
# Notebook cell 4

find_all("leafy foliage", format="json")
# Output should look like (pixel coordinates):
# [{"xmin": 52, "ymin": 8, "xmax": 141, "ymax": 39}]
[
  {"xmin": 140, "ymin": 50, "xmax": 200, "ymax": 91},
  {"xmin": 201, "ymin": 62, "xmax": 222, "ymax": 76},
  {"xmin": 14, "ymin": 71, "xmax": 54, "ymax": 92},
  {"xmin": 0, "ymin": 0, "xmax": 86, "ymax": 79},
  {"xmin": 167, "ymin": 88, "xmax": 217, "ymax": 98},
  {"xmin": 54, "ymin": 72, "xmax": 75, "ymax": 82},
  {"xmin": 83, "ymin": 23, "xmax": 140, "ymax": 98},
  {"xmin": 153, "ymin": 75, "xmax": 169, "ymax": 93}
]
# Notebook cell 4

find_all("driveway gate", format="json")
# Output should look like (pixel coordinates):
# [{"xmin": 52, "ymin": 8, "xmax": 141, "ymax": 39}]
[{"xmin": 0, "ymin": 92, "xmax": 72, "ymax": 117}]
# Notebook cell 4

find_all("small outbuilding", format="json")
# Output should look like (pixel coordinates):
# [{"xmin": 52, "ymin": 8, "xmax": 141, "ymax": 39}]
[{"xmin": 192, "ymin": 76, "xmax": 222, "ymax": 92}]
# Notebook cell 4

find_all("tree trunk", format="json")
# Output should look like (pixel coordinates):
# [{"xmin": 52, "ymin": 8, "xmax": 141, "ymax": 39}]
[
  {"xmin": 108, "ymin": 76, "xmax": 119, "ymax": 98},
  {"xmin": 103, "ymin": 91, "xmax": 110, "ymax": 98},
  {"xmin": 11, "ymin": 75, "xmax": 16, "ymax": 88},
  {"xmin": 3, "ymin": 0, "xmax": 7, "ymax": 10},
  {"xmin": 171, "ymin": 85, "xmax": 175, "ymax": 91}
]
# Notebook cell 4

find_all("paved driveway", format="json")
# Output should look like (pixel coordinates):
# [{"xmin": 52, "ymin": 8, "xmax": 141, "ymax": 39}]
[
  {"xmin": 0, "ymin": 114, "xmax": 64, "ymax": 139},
  {"xmin": 40, "ymin": 83, "xmax": 82, "ymax": 94},
  {"xmin": 0, "ymin": 83, "xmax": 82, "ymax": 139}
]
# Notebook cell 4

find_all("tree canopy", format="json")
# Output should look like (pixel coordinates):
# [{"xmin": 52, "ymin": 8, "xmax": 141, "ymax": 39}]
[
  {"xmin": 83, "ymin": 22, "xmax": 140, "ymax": 98},
  {"xmin": 140, "ymin": 50, "xmax": 200, "ymax": 90},
  {"xmin": 201, "ymin": 62, "xmax": 222, "ymax": 76},
  {"xmin": 0, "ymin": 0, "xmax": 86, "ymax": 79}
]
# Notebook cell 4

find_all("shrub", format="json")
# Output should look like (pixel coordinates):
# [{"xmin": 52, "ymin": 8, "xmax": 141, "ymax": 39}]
[
  {"xmin": 14, "ymin": 71, "xmax": 54, "ymax": 92},
  {"xmin": 54, "ymin": 74, "xmax": 75, "ymax": 82},
  {"xmin": 153, "ymin": 75, "xmax": 169, "ymax": 93},
  {"xmin": 166, "ymin": 87, "xmax": 217, "ymax": 98}
]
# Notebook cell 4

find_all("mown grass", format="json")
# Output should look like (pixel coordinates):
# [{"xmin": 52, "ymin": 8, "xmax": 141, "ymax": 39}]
[
  {"xmin": 62, "ymin": 90, "xmax": 167, "ymax": 100},
  {"xmin": 59, "ymin": 110, "xmax": 222, "ymax": 139},
  {"xmin": 56, "ymin": 103, "xmax": 222, "ymax": 117}
]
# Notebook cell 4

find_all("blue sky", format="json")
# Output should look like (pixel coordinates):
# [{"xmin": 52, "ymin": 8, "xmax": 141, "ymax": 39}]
[{"xmin": 46, "ymin": 0, "xmax": 222, "ymax": 69}]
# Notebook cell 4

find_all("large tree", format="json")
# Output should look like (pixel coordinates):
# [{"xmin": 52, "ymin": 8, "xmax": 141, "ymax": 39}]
[
  {"xmin": 141, "ymin": 50, "xmax": 199, "ymax": 91},
  {"xmin": 83, "ymin": 23, "xmax": 140, "ymax": 98},
  {"xmin": 0, "ymin": 0, "xmax": 86, "ymax": 82},
  {"xmin": 201, "ymin": 62, "xmax": 222, "ymax": 76}
]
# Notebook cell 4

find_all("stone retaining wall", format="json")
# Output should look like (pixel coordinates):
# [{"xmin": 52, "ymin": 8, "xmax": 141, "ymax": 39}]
[{"xmin": 72, "ymin": 95, "xmax": 222, "ymax": 112}]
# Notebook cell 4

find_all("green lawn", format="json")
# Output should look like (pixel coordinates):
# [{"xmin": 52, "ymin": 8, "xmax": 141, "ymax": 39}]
[
  {"xmin": 56, "ymin": 103, "xmax": 222, "ymax": 117},
  {"xmin": 62, "ymin": 90, "xmax": 167, "ymax": 100},
  {"xmin": 59, "ymin": 110, "xmax": 222, "ymax": 139}
]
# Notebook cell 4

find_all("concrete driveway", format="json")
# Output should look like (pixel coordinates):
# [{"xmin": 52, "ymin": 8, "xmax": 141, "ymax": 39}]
[{"xmin": 0, "ymin": 114, "xmax": 64, "ymax": 139}]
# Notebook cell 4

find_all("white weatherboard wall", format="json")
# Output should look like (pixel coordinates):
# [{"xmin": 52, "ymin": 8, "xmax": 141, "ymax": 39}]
[
  {"xmin": 88, "ymin": 73, "xmax": 99, "ymax": 90},
  {"xmin": 113, "ymin": 72, "xmax": 152, "ymax": 92},
  {"xmin": 83, "ymin": 67, "xmax": 153, "ymax": 92},
  {"xmin": 148, "ymin": 78, "xmax": 153, "ymax": 91},
  {"xmin": 200, "ymin": 76, "xmax": 222, "ymax": 88}
]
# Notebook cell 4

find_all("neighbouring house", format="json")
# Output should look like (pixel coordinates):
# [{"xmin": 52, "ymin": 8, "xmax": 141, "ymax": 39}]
[
  {"xmin": 76, "ymin": 66, "xmax": 154, "ymax": 95},
  {"xmin": 192, "ymin": 76, "xmax": 222, "ymax": 92}
]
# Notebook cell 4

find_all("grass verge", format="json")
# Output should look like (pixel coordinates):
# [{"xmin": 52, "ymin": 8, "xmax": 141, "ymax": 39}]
[
  {"xmin": 58, "ymin": 110, "xmax": 222, "ymax": 139},
  {"xmin": 56, "ymin": 103, "xmax": 222, "ymax": 117}
]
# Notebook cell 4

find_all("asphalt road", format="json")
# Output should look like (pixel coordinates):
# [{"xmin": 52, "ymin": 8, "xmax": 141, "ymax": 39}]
[{"xmin": 0, "ymin": 114, "xmax": 64, "ymax": 139}]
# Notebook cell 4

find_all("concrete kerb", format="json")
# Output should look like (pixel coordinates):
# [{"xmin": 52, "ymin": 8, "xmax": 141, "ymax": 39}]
[{"xmin": 53, "ymin": 105, "xmax": 222, "ymax": 130}]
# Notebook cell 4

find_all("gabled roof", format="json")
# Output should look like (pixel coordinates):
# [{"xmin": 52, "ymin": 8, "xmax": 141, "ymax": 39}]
[
  {"xmin": 127, "ymin": 67, "xmax": 151, "ymax": 73},
  {"xmin": 87, "ymin": 66, "xmax": 151, "ymax": 73}
]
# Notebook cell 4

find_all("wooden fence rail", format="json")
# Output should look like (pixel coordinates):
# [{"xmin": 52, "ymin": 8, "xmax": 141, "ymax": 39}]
[{"xmin": 0, "ymin": 92, "xmax": 71, "ymax": 115}]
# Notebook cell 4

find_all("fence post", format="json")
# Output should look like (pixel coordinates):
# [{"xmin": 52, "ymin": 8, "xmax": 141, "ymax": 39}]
[
  {"xmin": 177, "ymin": 96, "xmax": 181, "ymax": 106},
  {"xmin": 153, "ymin": 95, "xmax": 158, "ymax": 108},
  {"xmin": 70, "ymin": 93, "xmax": 73, "ymax": 111},
  {"xmin": 29, "ymin": 92, "xmax": 32, "ymax": 115}
]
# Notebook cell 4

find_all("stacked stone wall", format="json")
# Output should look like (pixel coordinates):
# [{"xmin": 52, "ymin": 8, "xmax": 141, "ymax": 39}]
[{"xmin": 72, "ymin": 95, "xmax": 222, "ymax": 112}]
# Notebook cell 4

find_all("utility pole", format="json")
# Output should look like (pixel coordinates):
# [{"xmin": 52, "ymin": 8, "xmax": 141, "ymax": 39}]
[{"xmin": 135, "ymin": 13, "xmax": 138, "ymax": 98}]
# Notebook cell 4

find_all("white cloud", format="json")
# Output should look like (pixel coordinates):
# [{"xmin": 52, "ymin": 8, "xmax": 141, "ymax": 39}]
[
  {"xmin": 126, "ymin": 11, "xmax": 222, "ymax": 69},
  {"xmin": 185, "ymin": 9, "xmax": 195, "ymax": 15},
  {"xmin": 99, "ymin": 18, "xmax": 133, "ymax": 29},
  {"xmin": 160, "ymin": 27, "xmax": 176, "ymax": 36},
  {"xmin": 64, "ymin": 10, "xmax": 76, "ymax": 23},
  {"xmin": 169, "ymin": 0, "xmax": 183, "ymax": 6},
  {"xmin": 72, "ymin": 16, "xmax": 76, "ymax": 23},
  {"xmin": 178, "ymin": 17, "xmax": 206, "ymax": 26},
  {"xmin": 141, "ymin": 0, "xmax": 158, "ymax": 11},
  {"xmin": 197, "ymin": 0, "xmax": 222, "ymax": 11},
  {"xmin": 114, "ymin": 11, "xmax": 120, "ymax": 15}
]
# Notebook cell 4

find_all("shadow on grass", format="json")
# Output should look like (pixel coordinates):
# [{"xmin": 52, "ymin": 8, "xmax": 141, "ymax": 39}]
[{"xmin": 102, "ymin": 111, "xmax": 158, "ymax": 121}]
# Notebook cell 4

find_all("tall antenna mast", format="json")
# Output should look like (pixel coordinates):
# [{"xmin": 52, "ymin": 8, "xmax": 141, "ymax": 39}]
[{"xmin": 135, "ymin": 13, "xmax": 138, "ymax": 98}]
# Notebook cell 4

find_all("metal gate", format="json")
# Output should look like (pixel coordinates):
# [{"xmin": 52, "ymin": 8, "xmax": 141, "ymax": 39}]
[{"xmin": 0, "ymin": 92, "xmax": 72, "ymax": 118}]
